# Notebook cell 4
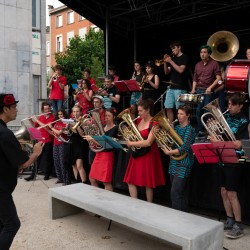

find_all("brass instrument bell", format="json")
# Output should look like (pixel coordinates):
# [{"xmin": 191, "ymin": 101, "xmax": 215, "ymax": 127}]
[{"xmin": 207, "ymin": 30, "xmax": 239, "ymax": 62}]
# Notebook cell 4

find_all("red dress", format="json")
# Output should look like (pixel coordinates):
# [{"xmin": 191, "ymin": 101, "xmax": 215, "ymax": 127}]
[
  {"xmin": 89, "ymin": 125, "xmax": 118, "ymax": 183},
  {"xmin": 123, "ymin": 119, "xmax": 166, "ymax": 188}
]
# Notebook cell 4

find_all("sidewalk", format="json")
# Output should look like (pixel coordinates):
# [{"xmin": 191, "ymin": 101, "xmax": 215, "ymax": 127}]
[{"xmin": 10, "ymin": 175, "xmax": 250, "ymax": 250}]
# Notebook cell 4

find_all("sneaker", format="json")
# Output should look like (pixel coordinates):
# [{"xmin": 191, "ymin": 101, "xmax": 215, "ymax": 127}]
[
  {"xmin": 224, "ymin": 220, "xmax": 234, "ymax": 231},
  {"xmin": 225, "ymin": 224, "xmax": 244, "ymax": 239}
]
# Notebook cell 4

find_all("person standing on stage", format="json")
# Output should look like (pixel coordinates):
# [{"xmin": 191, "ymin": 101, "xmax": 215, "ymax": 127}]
[
  {"xmin": 83, "ymin": 67, "xmax": 98, "ymax": 93},
  {"xmin": 190, "ymin": 45, "xmax": 222, "ymax": 137},
  {"xmin": 100, "ymin": 75, "xmax": 121, "ymax": 111},
  {"xmin": 0, "ymin": 93, "xmax": 44, "ymax": 250},
  {"xmin": 24, "ymin": 102, "xmax": 55, "ymax": 181},
  {"xmin": 141, "ymin": 61, "xmax": 160, "ymax": 101},
  {"xmin": 108, "ymin": 65, "xmax": 119, "ymax": 82},
  {"xmin": 161, "ymin": 105, "xmax": 196, "ymax": 212},
  {"xmin": 73, "ymin": 78, "xmax": 94, "ymax": 115},
  {"xmin": 48, "ymin": 64, "xmax": 67, "ymax": 114},
  {"xmin": 123, "ymin": 99, "xmax": 165, "ymax": 202},
  {"xmin": 130, "ymin": 60, "xmax": 144, "ymax": 106},
  {"xmin": 83, "ymin": 107, "xmax": 118, "ymax": 191},
  {"xmin": 163, "ymin": 40, "xmax": 190, "ymax": 123},
  {"xmin": 246, "ymin": 47, "xmax": 250, "ymax": 60},
  {"xmin": 209, "ymin": 93, "xmax": 249, "ymax": 239}
]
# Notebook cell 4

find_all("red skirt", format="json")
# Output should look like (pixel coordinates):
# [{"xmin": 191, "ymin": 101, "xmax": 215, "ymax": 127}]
[
  {"xmin": 89, "ymin": 151, "xmax": 114, "ymax": 182},
  {"xmin": 123, "ymin": 142, "xmax": 166, "ymax": 188}
]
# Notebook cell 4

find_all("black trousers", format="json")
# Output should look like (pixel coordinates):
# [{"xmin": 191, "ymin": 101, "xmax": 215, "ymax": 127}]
[
  {"xmin": 0, "ymin": 192, "xmax": 20, "ymax": 250},
  {"xmin": 170, "ymin": 175, "xmax": 189, "ymax": 212},
  {"xmin": 31, "ymin": 142, "xmax": 53, "ymax": 177}
]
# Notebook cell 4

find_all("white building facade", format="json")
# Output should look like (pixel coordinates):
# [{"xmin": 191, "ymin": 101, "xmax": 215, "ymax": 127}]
[{"xmin": 0, "ymin": 0, "xmax": 47, "ymax": 126}]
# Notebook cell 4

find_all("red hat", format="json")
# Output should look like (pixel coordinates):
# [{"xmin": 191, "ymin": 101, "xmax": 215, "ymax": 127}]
[{"xmin": 0, "ymin": 94, "xmax": 19, "ymax": 107}]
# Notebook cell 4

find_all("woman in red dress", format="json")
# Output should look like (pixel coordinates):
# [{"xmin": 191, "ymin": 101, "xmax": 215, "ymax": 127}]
[
  {"xmin": 83, "ymin": 107, "xmax": 118, "ymax": 191},
  {"xmin": 123, "ymin": 99, "xmax": 165, "ymax": 202},
  {"xmin": 73, "ymin": 78, "xmax": 94, "ymax": 115}
]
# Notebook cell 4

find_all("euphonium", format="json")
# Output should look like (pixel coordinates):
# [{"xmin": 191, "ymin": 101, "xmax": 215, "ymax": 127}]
[
  {"xmin": 151, "ymin": 109, "xmax": 188, "ymax": 161},
  {"xmin": 117, "ymin": 108, "xmax": 144, "ymax": 152},
  {"xmin": 201, "ymin": 98, "xmax": 236, "ymax": 141},
  {"xmin": 81, "ymin": 110, "xmax": 105, "ymax": 152}
]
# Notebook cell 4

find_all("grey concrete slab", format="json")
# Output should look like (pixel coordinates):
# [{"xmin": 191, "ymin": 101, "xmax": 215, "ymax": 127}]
[{"xmin": 49, "ymin": 183, "xmax": 224, "ymax": 250}]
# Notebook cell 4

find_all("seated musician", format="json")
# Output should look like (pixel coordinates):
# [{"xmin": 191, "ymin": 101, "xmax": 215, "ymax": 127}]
[
  {"xmin": 123, "ymin": 99, "xmax": 165, "ymax": 202},
  {"xmin": 83, "ymin": 107, "xmax": 118, "ymax": 191},
  {"xmin": 161, "ymin": 105, "xmax": 196, "ymax": 212},
  {"xmin": 208, "ymin": 93, "xmax": 249, "ymax": 239}
]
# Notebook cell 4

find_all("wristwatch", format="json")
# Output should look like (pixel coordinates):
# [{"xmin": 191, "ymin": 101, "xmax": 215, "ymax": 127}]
[{"xmin": 218, "ymin": 80, "xmax": 223, "ymax": 85}]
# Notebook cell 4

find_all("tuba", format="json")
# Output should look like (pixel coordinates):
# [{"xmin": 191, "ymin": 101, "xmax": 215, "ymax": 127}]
[
  {"xmin": 81, "ymin": 110, "xmax": 105, "ymax": 152},
  {"xmin": 151, "ymin": 109, "xmax": 188, "ymax": 161},
  {"xmin": 207, "ymin": 31, "xmax": 239, "ymax": 62},
  {"xmin": 201, "ymin": 98, "xmax": 236, "ymax": 141},
  {"xmin": 117, "ymin": 108, "xmax": 144, "ymax": 152},
  {"xmin": 14, "ymin": 121, "xmax": 33, "ymax": 147}
]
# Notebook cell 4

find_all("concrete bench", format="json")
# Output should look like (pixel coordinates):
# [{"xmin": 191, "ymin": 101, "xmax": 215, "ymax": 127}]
[{"xmin": 48, "ymin": 183, "xmax": 224, "ymax": 250}]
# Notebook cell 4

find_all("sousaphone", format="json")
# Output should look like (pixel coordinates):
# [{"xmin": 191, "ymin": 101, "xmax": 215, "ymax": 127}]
[{"xmin": 207, "ymin": 30, "xmax": 239, "ymax": 62}]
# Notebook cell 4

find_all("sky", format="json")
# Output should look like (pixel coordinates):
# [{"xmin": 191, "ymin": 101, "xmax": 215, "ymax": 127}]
[{"xmin": 46, "ymin": 0, "xmax": 64, "ymax": 25}]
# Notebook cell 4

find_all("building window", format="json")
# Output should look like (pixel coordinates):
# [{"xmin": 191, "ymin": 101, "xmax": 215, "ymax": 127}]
[
  {"xmin": 56, "ymin": 15, "xmax": 63, "ymax": 27},
  {"xmin": 67, "ymin": 31, "xmax": 74, "ymax": 45},
  {"xmin": 79, "ymin": 28, "xmax": 87, "ymax": 40},
  {"xmin": 56, "ymin": 35, "xmax": 63, "ymax": 52},
  {"xmin": 46, "ymin": 41, "xmax": 50, "ymax": 56},
  {"xmin": 32, "ymin": 0, "xmax": 41, "ymax": 29},
  {"xmin": 67, "ymin": 11, "xmax": 74, "ymax": 24},
  {"xmin": 79, "ymin": 15, "xmax": 85, "ymax": 21},
  {"xmin": 91, "ymin": 25, "xmax": 100, "ymax": 32}
]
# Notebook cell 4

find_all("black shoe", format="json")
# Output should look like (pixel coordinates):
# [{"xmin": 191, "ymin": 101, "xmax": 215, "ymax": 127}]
[
  {"xmin": 44, "ymin": 175, "xmax": 50, "ymax": 181},
  {"xmin": 24, "ymin": 175, "xmax": 34, "ymax": 181}
]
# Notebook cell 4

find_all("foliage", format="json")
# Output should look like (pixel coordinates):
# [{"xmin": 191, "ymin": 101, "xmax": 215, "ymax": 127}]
[{"xmin": 54, "ymin": 29, "xmax": 105, "ymax": 86}]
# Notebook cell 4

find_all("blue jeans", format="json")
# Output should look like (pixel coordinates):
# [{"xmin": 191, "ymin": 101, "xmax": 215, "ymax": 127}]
[
  {"xmin": 170, "ymin": 175, "xmax": 189, "ymax": 212},
  {"xmin": 51, "ymin": 99, "xmax": 63, "ymax": 114},
  {"xmin": 196, "ymin": 89, "xmax": 215, "ymax": 131},
  {"xmin": 0, "ymin": 192, "xmax": 21, "ymax": 250}
]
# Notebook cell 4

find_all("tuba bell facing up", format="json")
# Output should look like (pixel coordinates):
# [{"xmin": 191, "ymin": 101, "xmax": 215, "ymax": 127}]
[
  {"xmin": 151, "ymin": 109, "xmax": 187, "ymax": 161},
  {"xmin": 201, "ymin": 98, "xmax": 236, "ymax": 141},
  {"xmin": 117, "ymin": 108, "xmax": 144, "ymax": 152}
]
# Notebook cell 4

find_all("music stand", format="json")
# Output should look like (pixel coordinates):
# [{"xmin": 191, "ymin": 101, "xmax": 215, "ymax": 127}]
[
  {"xmin": 191, "ymin": 141, "xmax": 239, "ymax": 164},
  {"xmin": 114, "ymin": 80, "xmax": 141, "ymax": 92},
  {"xmin": 92, "ymin": 135, "xmax": 126, "ymax": 151}
]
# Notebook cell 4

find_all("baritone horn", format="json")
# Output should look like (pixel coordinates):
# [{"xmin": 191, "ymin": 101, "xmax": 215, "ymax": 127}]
[
  {"xmin": 201, "ymin": 98, "xmax": 236, "ymax": 141},
  {"xmin": 151, "ymin": 109, "xmax": 187, "ymax": 161},
  {"xmin": 117, "ymin": 108, "xmax": 144, "ymax": 152}
]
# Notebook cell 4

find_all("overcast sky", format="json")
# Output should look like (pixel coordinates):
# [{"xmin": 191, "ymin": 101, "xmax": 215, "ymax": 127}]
[{"xmin": 46, "ymin": 0, "xmax": 64, "ymax": 25}]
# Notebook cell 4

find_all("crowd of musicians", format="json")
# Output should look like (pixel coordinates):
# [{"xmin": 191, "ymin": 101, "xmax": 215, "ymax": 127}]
[{"xmin": 1, "ymin": 40, "xmax": 250, "ymax": 248}]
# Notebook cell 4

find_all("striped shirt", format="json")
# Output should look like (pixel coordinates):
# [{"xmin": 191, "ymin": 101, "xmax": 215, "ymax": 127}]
[{"xmin": 168, "ymin": 124, "xmax": 196, "ymax": 178}]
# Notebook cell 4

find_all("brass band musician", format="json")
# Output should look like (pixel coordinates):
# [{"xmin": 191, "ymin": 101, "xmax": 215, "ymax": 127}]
[
  {"xmin": 208, "ymin": 93, "xmax": 249, "ymax": 239},
  {"xmin": 163, "ymin": 41, "xmax": 190, "ymax": 123},
  {"xmin": 123, "ymin": 99, "xmax": 165, "ymax": 202}
]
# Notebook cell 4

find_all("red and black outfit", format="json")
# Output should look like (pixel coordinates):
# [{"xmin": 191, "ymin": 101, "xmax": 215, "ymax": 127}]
[{"xmin": 123, "ymin": 118, "xmax": 166, "ymax": 188}]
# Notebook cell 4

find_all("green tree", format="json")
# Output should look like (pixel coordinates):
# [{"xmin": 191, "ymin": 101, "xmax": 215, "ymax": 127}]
[{"xmin": 54, "ymin": 29, "xmax": 105, "ymax": 87}]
